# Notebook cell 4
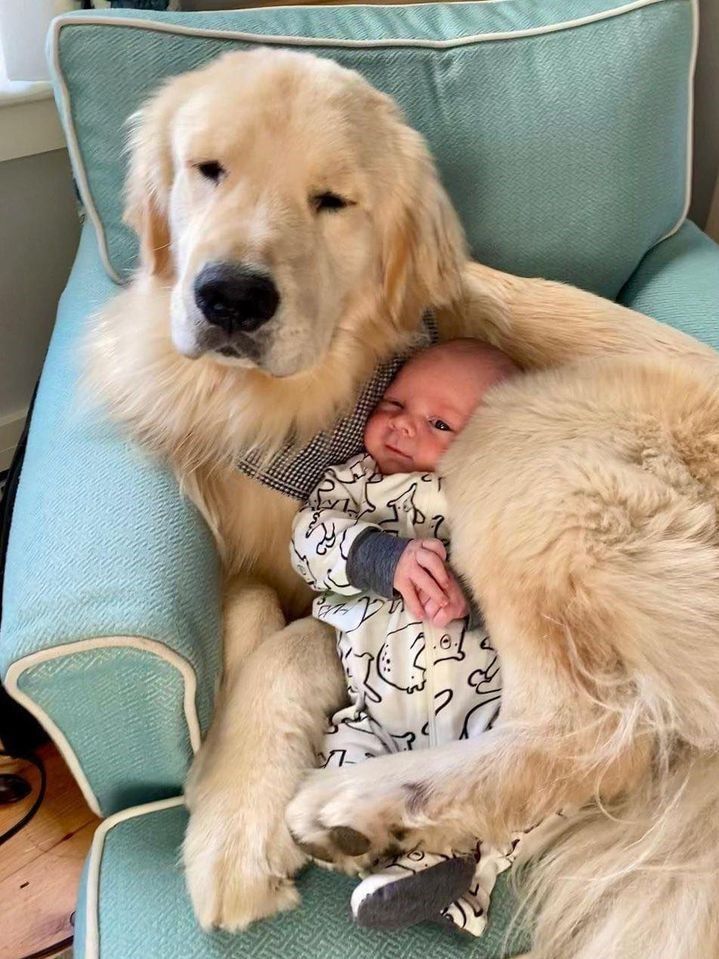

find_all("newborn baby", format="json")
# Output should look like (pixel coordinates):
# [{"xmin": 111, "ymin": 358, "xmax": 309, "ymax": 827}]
[{"xmin": 290, "ymin": 339, "xmax": 519, "ymax": 936}]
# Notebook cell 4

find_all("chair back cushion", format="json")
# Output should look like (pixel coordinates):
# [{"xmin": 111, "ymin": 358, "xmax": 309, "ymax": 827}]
[{"xmin": 51, "ymin": 0, "xmax": 696, "ymax": 297}]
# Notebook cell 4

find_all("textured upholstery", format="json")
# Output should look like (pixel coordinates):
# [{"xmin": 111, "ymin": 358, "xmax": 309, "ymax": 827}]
[
  {"xmin": 52, "ymin": 0, "xmax": 695, "ymax": 297},
  {"xmin": 16, "ymin": 647, "xmax": 195, "ymax": 811},
  {"xmin": 74, "ymin": 799, "xmax": 530, "ymax": 959},
  {"xmin": 0, "ymin": 223, "xmax": 222, "ymax": 815},
  {"xmin": 0, "ymin": 2, "xmax": 714, "ymax": 956},
  {"xmin": 0, "ymin": 0, "xmax": 697, "ymax": 821},
  {"xmin": 619, "ymin": 220, "xmax": 719, "ymax": 345}
]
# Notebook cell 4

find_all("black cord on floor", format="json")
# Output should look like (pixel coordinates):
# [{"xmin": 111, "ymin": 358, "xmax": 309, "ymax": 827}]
[
  {"xmin": 2, "ymin": 750, "xmax": 73, "ymax": 959},
  {"xmin": 15, "ymin": 936, "xmax": 74, "ymax": 959},
  {"xmin": 0, "ymin": 750, "xmax": 46, "ymax": 847}
]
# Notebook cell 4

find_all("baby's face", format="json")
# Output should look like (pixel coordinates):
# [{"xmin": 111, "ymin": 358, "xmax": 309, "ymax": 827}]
[{"xmin": 364, "ymin": 349, "xmax": 494, "ymax": 474}]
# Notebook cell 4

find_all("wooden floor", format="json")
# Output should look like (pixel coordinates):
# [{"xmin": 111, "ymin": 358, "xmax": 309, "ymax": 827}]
[{"xmin": 0, "ymin": 742, "xmax": 100, "ymax": 959}]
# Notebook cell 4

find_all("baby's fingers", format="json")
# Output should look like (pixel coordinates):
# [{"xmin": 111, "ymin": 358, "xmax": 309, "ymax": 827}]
[
  {"xmin": 424, "ymin": 598, "xmax": 441, "ymax": 620},
  {"xmin": 430, "ymin": 607, "xmax": 453, "ymax": 628},
  {"xmin": 416, "ymin": 547, "xmax": 449, "ymax": 589},
  {"xmin": 398, "ymin": 581, "xmax": 425, "ymax": 620},
  {"xmin": 410, "ymin": 567, "xmax": 447, "ymax": 612},
  {"xmin": 432, "ymin": 596, "xmax": 468, "ymax": 628},
  {"xmin": 420, "ymin": 539, "xmax": 447, "ymax": 561}
]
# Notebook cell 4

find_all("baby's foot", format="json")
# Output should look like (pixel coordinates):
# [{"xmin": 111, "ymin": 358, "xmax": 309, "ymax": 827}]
[{"xmin": 350, "ymin": 852, "xmax": 476, "ymax": 930}]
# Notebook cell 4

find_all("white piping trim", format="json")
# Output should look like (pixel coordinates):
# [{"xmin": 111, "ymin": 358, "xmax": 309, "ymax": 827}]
[
  {"xmin": 49, "ymin": 0, "xmax": 694, "ymax": 284},
  {"xmin": 51, "ymin": 0, "xmax": 680, "ymax": 50},
  {"xmin": 49, "ymin": 25, "xmax": 120, "ymax": 283},
  {"xmin": 83, "ymin": 795, "xmax": 186, "ymax": 959},
  {"xmin": 4, "ymin": 637, "xmax": 201, "ymax": 818},
  {"xmin": 656, "ymin": 0, "xmax": 698, "ymax": 243}
]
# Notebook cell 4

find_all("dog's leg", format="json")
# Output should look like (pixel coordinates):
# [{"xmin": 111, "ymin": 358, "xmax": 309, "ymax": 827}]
[
  {"xmin": 286, "ymin": 714, "xmax": 605, "ymax": 862},
  {"xmin": 287, "ymin": 701, "xmax": 648, "ymax": 875},
  {"xmin": 286, "ymin": 618, "xmax": 640, "ymax": 864},
  {"xmin": 183, "ymin": 576, "xmax": 345, "ymax": 931},
  {"xmin": 442, "ymin": 261, "xmax": 718, "ymax": 369}
]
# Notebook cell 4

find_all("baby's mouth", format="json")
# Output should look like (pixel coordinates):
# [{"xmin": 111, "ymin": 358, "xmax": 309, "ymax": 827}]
[{"xmin": 385, "ymin": 442, "xmax": 412, "ymax": 461}]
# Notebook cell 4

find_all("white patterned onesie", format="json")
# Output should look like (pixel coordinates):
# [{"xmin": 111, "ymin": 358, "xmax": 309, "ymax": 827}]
[{"xmin": 291, "ymin": 451, "xmax": 515, "ymax": 936}]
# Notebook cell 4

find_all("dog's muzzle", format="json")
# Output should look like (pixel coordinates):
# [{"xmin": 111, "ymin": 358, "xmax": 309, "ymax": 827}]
[{"xmin": 193, "ymin": 262, "xmax": 280, "ymax": 336}]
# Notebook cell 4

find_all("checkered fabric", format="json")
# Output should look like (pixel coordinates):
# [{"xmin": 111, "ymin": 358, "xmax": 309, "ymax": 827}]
[{"xmin": 236, "ymin": 316, "xmax": 438, "ymax": 500}]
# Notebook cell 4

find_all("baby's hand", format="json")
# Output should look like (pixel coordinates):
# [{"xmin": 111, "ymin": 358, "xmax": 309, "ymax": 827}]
[
  {"xmin": 393, "ymin": 539, "xmax": 451, "ymax": 621},
  {"xmin": 419, "ymin": 577, "xmax": 469, "ymax": 628}
]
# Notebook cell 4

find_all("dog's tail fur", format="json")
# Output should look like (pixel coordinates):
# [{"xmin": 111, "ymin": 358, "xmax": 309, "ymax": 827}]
[
  {"xmin": 516, "ymin": 751, "xmax": 719, "ymax": 959},
  {"xmin": 512, "ymin": 468, "xmax": 719, "ymax": 959}
]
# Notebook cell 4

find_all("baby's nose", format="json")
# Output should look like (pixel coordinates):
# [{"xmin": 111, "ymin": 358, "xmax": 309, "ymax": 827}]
[{"xmin": 392, "ymin": 412, "xmax": 415, "ymax": 436}]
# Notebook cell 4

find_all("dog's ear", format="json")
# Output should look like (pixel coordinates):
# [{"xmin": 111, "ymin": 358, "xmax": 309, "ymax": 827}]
[
  {"xmin": 123, "ymin": 84, "xmax": 181, "ymax": 278},
  {"xmin": 381, "ymin": 125, "xmax": 467, "ymax": 328}
]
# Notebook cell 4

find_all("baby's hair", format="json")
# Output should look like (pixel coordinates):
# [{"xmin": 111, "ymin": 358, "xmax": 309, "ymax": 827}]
[{"xmin": 419, "ymin": 337, "xmax": 520, "ymax": 384}]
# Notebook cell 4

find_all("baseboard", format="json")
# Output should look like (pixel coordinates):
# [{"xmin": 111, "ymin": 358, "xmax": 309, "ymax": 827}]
[{"xmin": 0, "ymin": 409, "xmax": 27, "ymax": 473}]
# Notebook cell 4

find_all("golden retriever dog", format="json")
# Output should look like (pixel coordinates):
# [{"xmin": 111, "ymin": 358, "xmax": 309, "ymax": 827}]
[{"xmin": 87, "ymin": 48, "xmax": 719, "ymax": 959}]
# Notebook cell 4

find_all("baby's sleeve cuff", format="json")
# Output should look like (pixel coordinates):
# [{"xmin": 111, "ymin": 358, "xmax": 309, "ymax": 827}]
[{"xmin": 346, "ymin": 529, "xmax": 411, "ymax": 598}]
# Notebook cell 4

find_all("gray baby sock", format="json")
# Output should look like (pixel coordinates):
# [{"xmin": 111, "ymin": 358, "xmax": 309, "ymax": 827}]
[{"xmin": 351, "ymin": 855, "xmax": 476, "ymax": 930}]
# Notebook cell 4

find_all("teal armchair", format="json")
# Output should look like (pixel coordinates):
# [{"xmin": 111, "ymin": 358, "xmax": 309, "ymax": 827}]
[{"xmin": 1, "ymin": 1, "xmax": 717, "ymax": 956}]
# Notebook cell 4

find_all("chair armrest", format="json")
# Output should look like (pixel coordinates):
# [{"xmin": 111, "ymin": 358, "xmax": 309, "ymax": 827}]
[
  {"xmin": 0, "ymin": 223, "xmax": 222, "ymax": 816},
  {"xmin": 618, "ymin": 220, "xmax": 719, "ymax": 348}
]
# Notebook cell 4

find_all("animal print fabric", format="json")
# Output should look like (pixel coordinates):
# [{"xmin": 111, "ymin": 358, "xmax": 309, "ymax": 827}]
[
  {"xmin": 290, "ymin": 452, "xmax": 512, "ymax": 935},
  {"xmin": 291, "ymin": 452, "xmax": 502, "ymax": 753}
]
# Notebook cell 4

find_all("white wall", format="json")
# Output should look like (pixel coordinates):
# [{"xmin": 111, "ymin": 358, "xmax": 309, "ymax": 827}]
[{"xmin": 0, "ymin": 148, "xmax": 80, "ymax": 467}]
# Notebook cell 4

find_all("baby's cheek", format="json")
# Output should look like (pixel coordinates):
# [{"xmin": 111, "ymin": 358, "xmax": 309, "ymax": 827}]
[
  {"xmin": 363, "ymin": 413, "xmax": 383, "ymax": 458},
  {"xmin": 427, "ymin": 433, "xmax": 454, "ymax": 469}
]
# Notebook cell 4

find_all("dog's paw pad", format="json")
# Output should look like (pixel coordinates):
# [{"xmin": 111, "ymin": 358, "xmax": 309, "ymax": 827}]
[{"xmin": 330, "ymin": 825, "xmax": 371, "ymax": 856}]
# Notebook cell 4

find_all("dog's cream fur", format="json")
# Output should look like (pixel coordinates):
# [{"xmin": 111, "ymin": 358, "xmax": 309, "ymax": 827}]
[{"xmin": 88, "ymin": 48, "xmax": 719, "ymax": 959}]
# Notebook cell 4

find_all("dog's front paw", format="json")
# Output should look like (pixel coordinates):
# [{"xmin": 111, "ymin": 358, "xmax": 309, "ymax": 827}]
[
  {"xmin": 183, "ymin": 789, "xmax": 306, "ymax": 932},
  {"xmin": 286, "ymin": 759, "xmax": 422, "ymax": 865}
]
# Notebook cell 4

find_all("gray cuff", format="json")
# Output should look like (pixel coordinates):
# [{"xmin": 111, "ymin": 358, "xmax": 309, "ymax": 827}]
[{"xmin": 346, "ymin": 528, "xmax": 411, "ymax": 599}]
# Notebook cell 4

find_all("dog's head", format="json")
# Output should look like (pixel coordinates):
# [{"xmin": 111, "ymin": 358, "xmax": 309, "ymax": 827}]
[{"xmin": 125, "ymin": 48, "xmax": 466, "ymax": 377}]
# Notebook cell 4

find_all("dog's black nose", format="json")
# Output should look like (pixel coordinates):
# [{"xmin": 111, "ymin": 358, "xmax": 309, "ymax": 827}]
[{"xmin": 194, "ymin": 263, "xmax": 280, "ymax": 335}]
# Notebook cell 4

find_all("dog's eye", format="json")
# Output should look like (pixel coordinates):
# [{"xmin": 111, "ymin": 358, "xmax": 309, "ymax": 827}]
[
  {"xmin": 196, "ymin": 161, "xmax": 226, "ymax": 184},
  {"xmin": 313, "ymin": 192, "xmax": 350, "ymax": 213}
]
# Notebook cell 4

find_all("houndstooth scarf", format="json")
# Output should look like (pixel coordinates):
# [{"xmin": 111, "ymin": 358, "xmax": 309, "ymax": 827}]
[{"xmin": 236, "ymin": 315, "xmax": 438, "ymax": 500}]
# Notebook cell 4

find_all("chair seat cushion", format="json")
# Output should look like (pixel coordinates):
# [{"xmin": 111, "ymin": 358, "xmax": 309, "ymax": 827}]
[
  {"xmin": 75, "ymin": 797, "xmax": 529, "ymax": 958},
  {"xmin": 619, "ymin": 220, "xmax": 719, "ymax": 344}
]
